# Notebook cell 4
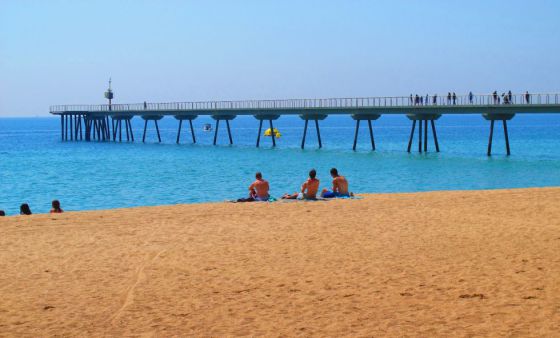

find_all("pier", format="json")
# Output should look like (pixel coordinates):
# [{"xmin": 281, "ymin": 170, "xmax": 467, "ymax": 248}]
[{"xmin": 50, "ymin": 93, "xmax": 560, "ymax": 155}]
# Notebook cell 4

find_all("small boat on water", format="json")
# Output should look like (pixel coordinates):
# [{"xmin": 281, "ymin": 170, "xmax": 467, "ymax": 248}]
[
  {"xmin": 203, "ymin": 123, "xmax": 212, "ymax": 132},
  {"xmin": 264, "ymin": 128, "xmax": 281, "ymax": 138}
]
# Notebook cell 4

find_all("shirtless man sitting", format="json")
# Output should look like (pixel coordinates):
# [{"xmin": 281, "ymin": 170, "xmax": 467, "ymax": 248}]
[
  {"xmin": 237, "ymin": 172, "xmax": 270, "ymax": 202},
  {"xmin": 321, "ymin": 168, "xmax": 352, "ymax": 198},
  {"xmin": 281, "ymin": 169, "xmax": 320, "ymax": 200}
]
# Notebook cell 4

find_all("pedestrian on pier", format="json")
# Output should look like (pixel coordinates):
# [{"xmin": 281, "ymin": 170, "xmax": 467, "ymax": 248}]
[
  {"xmin": 410, "ymin": 94, "xmax": 413, "ymax": 105},
  {"xmin": 420, "ymin": 95, "xmax": 424, "ymax": 105},
  {"xmin": 525, "ymin": 91, "xmax": 531, "ymax": 104},
  {"xmin": 493, "ymin": 91, "xmax": 498, "ymax": 104},
  {"xmin": 415, "ymin": 94, "xmax": 420, "ymax": 105},
  {"xmin": 508, "ymin": 90, "xmax": 513, "ymax": 103},
  {"xmin": 144, "ymin": 101, "xmax": 147, "ymax": 110},
  {"xmin": 432, "ymin": 94, "xmax": 437, "ymax": 105},
  {"xmin": 468, "ymin": 91, "xmax": 473, "ymax": 104},
  {"xmin": 452, "ymin": 92, "xmax": 457, "ymax": 105},
  {"xmin": 447, "ymin": 92, "xmax": 451, "ymax": 104},
  {"xmin": 426, "ymin": 94, "xmax": 429, "ymax": 105}
]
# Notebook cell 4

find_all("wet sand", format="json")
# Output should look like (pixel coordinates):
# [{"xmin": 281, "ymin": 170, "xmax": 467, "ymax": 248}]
[{"xmin": 1, "ymin": 187, "xmax": 559, "ymax": 337}]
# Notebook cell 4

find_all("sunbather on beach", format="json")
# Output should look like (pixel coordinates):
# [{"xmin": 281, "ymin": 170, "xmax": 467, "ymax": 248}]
[
  {"xmin": 321, "ymin": 168, "xmax": 352, "ymax": 198},
  {"xmin": 237, "ymin": 172, "xmax": 270, "ymax": 202},
  {"xmin": 282, "ymin": 169, "xmax": 320, "ymax": 200}
]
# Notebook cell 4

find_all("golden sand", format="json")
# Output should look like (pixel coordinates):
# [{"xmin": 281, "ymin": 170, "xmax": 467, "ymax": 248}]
[{"xmin": 1, "ymin": 188, "xmax": 559, "ymax": 337}]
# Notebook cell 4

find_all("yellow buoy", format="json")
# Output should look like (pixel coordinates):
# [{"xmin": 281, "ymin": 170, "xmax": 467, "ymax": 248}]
[{"xmin": 264, "ymin": 128, "xmax": 281, "ymax": 138}]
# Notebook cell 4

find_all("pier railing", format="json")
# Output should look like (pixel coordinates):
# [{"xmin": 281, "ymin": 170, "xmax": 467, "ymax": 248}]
[{"xmin": 50, "ymin": 93, "xmax": 560, "ymax": 113}]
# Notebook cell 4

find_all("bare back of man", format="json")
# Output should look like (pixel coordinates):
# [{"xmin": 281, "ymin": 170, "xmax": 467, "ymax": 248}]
[
  {"xmin": 332, "ymin": 175, "xmax": 349, "ymax": 195},
  {"xmin": 321, "ymin": 168, "xmax": 352, "ymax": 198},
  {"xmin": 282, "ymin": 169, "xmax": 320, "ymax": 200},
  {"xmin": 250, "ymin": 178, "xmax": 270, "ymax": 199}
]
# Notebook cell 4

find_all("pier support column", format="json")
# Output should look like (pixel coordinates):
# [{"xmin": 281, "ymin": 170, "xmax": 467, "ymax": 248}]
[
  {"xmin": 483, "ymin": 113, "xmax": 514, "ymax": 156},
  {"xmin": 60, "ymin": 115, "xmax": 64, "ymax": 141},
  {"xmin": 406, "ymin": 114, "xmax": 441, "ymax": 153},
  {"xmin": 299, "ymin": 114, "xmax": 327, "ymax": 149},
  {"xmin": 254, "ymin": 114, "xmax": 280, "ymax": 148},
  {"xmin": 174, "ymin": 115, "xmax": 197, "ymax": 144},
  {"xmin": 141, "ymin": 115, "xmax": 164, "ymax": 143},
  {"xmin": 211, "ymin": 115, "xmax": 236, "ymax": 145},
  {"xmin": 111, "ymin": 116, "xmax": 134, "ymax": 142},
  {"xmin": 351, "ymin": 114, "xmax": 381, "ymax": 151}
]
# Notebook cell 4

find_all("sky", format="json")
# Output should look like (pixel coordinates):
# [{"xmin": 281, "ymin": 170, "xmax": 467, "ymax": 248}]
[{"xmin": 1, "ymin": 0, "xmax": 559, "ymax": 116}]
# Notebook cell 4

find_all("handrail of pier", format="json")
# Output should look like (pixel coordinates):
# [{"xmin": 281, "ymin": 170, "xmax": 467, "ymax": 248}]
[{"xmin": 49, "ymin": 93, "xmax": 560, "ymax": 113}]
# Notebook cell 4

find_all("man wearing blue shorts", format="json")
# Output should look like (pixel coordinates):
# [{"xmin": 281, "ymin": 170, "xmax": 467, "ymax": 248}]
[{"xmin": 321, "ymin": 168, "xmax": 352, "ymax": 198}]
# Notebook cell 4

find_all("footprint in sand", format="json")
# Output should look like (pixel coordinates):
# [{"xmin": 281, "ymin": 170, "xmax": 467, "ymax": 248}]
[{"xmin": 459, "ymin": 294, "xmax": 485, "ymax": 299}]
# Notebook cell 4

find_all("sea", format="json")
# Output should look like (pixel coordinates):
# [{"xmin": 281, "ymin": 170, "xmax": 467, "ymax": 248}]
[{"xmin": 1, "ymin": 114, "xmax": 559, "ymax": 215}]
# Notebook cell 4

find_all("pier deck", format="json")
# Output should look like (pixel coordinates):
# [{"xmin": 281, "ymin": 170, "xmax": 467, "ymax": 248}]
[{"xmin": 50, "ymin": 93, "xmax": 560, "ymax": 155}]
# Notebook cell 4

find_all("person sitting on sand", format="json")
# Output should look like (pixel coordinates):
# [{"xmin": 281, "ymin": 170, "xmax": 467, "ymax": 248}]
[
  {"xmin": 282, "ymin": 169, "xmax": 320, "ymax": 200},
  {"xmin": 321, "ymin": 168, "xmax": 352, "ymax": 198},
  {"xmin": 50, "ymin": 200, "xmax": 64, "ymax": 213},
  {"xmin": 237, "ymin": 172, "xmax": 270, "ymax": 202},
  {"xmin": 20, "ymin": 203, "xmax": 32, "ymax": 215},
  {"xmin": 0, "ymin": 210, "xmax": 5, "ymax": 216}
]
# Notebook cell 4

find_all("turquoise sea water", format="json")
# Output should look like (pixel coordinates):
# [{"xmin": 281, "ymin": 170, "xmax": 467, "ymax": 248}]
[{"xmin": 1, "ymin": 114, "xmax": 560, "ymax": 215}]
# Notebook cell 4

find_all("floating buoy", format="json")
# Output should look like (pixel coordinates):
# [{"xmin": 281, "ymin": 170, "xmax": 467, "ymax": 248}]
[{"xmin": 264, "ymin": 128, "xmax": 281, "ymax": 138}]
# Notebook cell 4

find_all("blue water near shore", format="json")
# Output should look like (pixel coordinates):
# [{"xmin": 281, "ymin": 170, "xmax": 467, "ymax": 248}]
[{"xmin": 1, "ymin": 114, "xmax": 560, "ymax": 215}]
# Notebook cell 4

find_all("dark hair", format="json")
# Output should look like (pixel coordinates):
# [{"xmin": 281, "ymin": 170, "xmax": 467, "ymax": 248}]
[
  {"xmin": 309, "ymin": 169, "xmax": 316, "ymax": 179},
  {"xmin": 52, "ymin": 200, "xmax": 62, "ymax": 212},
  {"xmin": 20, "ymin": 203, "xmax": 32, "ymax": 215},
  {"xmin": 0, "ymin": 210, "xmax": 5, "ymax": 216},
  {"xmin": 330, "ymin": 168, "xmax": 338, "ymax": 176},
  {"xmin": 255, "ymin": 172, "xmax": 262, "ymax": 179}
]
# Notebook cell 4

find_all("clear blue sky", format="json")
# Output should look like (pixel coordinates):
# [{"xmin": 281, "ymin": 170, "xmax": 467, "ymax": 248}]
[{"xmin": 1, "ymin": 0, "xmax": 559, "ymax": 116}]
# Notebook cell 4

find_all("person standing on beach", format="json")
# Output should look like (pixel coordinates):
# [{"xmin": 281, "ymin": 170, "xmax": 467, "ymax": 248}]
[
  {"xmin": 321, "ymin": 168, "xmax": 351, "ymax": 198},
  {"xmin": 282, "ymin": 169, "xmax": 320, "ymax": 200},
  {"xmin": 237, "ymin": 172, "xmax": 270, "ymax": 202}
]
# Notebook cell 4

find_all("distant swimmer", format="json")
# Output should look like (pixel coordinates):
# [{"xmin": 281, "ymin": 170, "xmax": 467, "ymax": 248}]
[
  {"xmin": 20, "ymin": 203, "xmax": 32, "ymax": 215},
  {"xmin": 282, "ymin": 169, "xmax": 320, "ymax": 200},
  {"xmin": 237, "ymin": 172, "xmax": 270, "ymax": 202},
  {"xmin": 321, "ymin": 168, "xmax": 352, "ymax": 198},
  {"xmin": 50, "ymin": 199, "xmax": 64, "ymax": 213}
]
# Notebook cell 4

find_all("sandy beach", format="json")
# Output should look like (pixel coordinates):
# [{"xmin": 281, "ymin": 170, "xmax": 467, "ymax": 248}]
[{"xmin": 0, "ymin": 187, "xmax": 559, "ymax": 337}]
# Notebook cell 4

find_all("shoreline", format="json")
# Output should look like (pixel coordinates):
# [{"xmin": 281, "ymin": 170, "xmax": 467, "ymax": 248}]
[
  {"xmin": 3, "ymin": 186, "xmax": 560, "ymax": 217},
  {"xmin": 1, "ymin": 187, "xmax": 559, "ymax": 336}
]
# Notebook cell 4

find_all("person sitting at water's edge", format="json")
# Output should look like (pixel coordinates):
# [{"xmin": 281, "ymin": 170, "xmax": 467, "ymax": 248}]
[
  {"xmin": 50, "ymin": 200, "xmax": 64, "ymax": 213},
  {"xmin": 321, "ymin": 168, "xmax": 352, "ymax": 198},
  {"xmin": 282, "ymin": 169, "xmax": 320, "ymax": 200},
  {"xmin": 237, "ymin": 172, "xmax": 270, "ymax": 202},
  {"xmin": 20, "ymin": 203, "xmax": 32, "ymax": 215}
]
